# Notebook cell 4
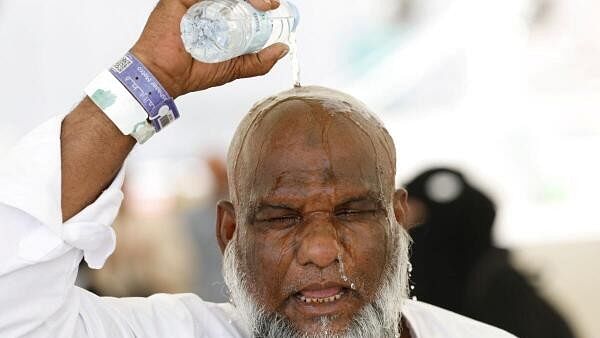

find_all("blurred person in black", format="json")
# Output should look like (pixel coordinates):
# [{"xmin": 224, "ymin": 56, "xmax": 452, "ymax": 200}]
[{"xmin": 404, "ymin": 167, "xmax": 575, "ymax": 338}]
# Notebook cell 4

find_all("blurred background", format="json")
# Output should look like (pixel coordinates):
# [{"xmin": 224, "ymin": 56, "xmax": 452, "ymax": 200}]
[{"xmin": 1, "ymin": 0, "xmax": 599, "ymax": 336}]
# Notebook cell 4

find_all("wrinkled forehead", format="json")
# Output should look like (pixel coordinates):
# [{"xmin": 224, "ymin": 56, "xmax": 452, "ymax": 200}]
[{"xmin": 228, "ymin": 86, "xmax": 396, "ymax": 210}]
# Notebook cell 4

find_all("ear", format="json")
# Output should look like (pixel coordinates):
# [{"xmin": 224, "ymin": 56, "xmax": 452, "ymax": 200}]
[
  {"xmin": 393, "ymin": 188, "xmax": 409, "ymax": 229},
  {"xmin": 216, "ymin": 200, "xmax": 237, "ymax": 254}
]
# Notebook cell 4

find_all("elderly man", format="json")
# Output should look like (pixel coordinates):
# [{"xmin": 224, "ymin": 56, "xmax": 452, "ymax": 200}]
[{"xmin": 0, "ymin": 0, "xmax": 515, "ymax": 337}]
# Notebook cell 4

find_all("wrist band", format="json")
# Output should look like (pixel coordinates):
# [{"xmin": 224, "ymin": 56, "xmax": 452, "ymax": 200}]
[
  {"xmin": 110, "ymin": 52, "xmax": 180, "ymax": 132},
  {"xmin": 85, "ymin": 70, "xmax": 156, "ymax": 144}
]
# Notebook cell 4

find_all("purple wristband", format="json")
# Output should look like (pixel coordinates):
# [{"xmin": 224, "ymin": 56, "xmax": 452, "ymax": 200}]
[{"xmin": 110, "ymin": 52, "xmax": 180, "ymax": 132}]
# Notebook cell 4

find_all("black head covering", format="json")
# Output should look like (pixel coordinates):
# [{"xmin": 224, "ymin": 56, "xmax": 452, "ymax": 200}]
[
  {"xmin": 404, "ymin": 168, "xmax": 576, "ymax": 338},
  {"xmin": 405, "ymin": 167, "xmax": 496, "ymax": 312}
]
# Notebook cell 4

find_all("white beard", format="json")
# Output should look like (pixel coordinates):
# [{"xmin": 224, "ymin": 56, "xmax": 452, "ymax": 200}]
[{"xmin": 222, "ymin": 220, "xmax": 411, "ymax": 338}]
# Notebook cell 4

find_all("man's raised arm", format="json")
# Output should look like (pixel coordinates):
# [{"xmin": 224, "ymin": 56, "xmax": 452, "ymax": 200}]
[
  {"xmin": 60, "ymin": 0, "xmax": 289, "ymax": 221},
  {"xmin": 0, "ymin": 0, "xmax": 288, "ymax": 336}
]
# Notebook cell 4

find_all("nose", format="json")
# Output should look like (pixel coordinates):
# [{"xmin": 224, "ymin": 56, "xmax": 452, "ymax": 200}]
[{"xmin": 296, "ymin": 214, "xmax": 341, "ymax": 269}]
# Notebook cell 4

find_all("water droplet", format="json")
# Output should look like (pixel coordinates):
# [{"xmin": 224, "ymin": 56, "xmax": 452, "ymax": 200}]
[
  {"xmin": 407, "ymin": 262, "xmax": 413, "ymax": 273},
  {"xmin": 410, "ymin": 285, "xmax": 415, "ymax": 290},
  {"xmin": 411, "ymin": 295, "xmax": 418, "ymax": 301},
  {"xmin": 350, "ymin": 282, "xmax": 356, "ymax": 290},
  {"xmin": 338, "ymin": 252, "xmax": 350, "ymax": 282}
]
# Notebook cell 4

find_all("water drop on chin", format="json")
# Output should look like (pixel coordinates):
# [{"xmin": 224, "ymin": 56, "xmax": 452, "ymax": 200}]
[
  {"xmin": 410, "ymin": 285, "xmax": 415, "ymax": 290},
  {"xmin": 350, "ymin": 282, "xmax": 356, "ymax": 290}
]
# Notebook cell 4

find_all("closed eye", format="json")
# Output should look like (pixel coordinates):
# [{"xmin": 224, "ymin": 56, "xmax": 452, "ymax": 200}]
[
  {"xmin": 254, "ymin": 203, "xmax": 301, "ymax": 228},
  {"xmin": 263, "ymin": 215, "xmax": 302, "ymax": 227},
  {"xmin": 335, "ymin": 209, "xmax": 377, "ymax": 219}
]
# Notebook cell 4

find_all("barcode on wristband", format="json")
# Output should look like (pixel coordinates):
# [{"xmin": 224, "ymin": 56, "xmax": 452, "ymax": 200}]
[
  {"xmin": 112, "ymin": 56, "xmax": 133, "ymax": 73},
  {"xmin": 158, "ymin": 114, "xmax": 175, "ymax": 129}
]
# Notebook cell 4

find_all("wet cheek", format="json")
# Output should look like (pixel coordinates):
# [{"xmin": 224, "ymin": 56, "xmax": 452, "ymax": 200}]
[
  {"xmin": 341, "ymin": 225, "xmax": 388, "ymax": 296},
  {"xmin": 246, "ymin": 232, "xmax": 296, "ymax": 309}
]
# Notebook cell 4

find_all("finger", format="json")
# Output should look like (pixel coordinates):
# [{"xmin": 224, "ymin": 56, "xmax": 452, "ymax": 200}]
[
  {"xmin": 178, "ymin": 0, "xmax": 203, "ymax": 9},
  {"xmin": 232, "ymin": 43, "xmax": 289, "ymax": 79},
  {"xmin": 188, "ymin": 43, "xmax": 289, "ymax": 91},
  {"xmin": 247, "ymin": 0, "xmax": 281, "ymax": 12}
]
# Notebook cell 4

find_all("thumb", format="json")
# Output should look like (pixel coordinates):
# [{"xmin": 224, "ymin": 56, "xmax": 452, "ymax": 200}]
[{"xmin": 232, "ymin": 43, "xmax": 289, "ymax": 79}]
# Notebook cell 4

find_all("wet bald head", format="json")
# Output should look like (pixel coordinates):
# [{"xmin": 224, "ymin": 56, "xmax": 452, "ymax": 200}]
[{"xmin": 227, "ymin": 86, "xmax": 397, "ymax": 216}]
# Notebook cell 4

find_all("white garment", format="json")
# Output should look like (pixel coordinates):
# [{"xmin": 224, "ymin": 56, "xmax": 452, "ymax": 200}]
[{"xmin": 0, "ymin": 116, "xmax": 517, "ymax": 338}]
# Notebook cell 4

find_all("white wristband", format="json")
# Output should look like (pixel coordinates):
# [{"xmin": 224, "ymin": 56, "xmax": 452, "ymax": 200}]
[{"xmin": 85, "ymin": 70, "xmax": 155, "ymax": 144}]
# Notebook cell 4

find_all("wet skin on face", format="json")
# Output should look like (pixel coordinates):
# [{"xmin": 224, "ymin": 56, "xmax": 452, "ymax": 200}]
[{"xmin": 218, "ymin": 98, "xmax": 406, "ymax": 335}]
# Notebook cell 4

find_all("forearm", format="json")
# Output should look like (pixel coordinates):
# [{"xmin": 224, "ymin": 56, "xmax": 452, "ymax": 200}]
[
  {"xmin": 60, "ymin": 97, "xmax": 135, "ymax": 221},
  {"xmin": 60, "ymin": 0, "xmax": 285, "ymax": 222}
]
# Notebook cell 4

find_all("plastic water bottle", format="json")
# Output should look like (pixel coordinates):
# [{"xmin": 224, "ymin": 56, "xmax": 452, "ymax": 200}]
[{"xmin": 181, "ymin": 0, "xmax": 300, "ymax": 63}]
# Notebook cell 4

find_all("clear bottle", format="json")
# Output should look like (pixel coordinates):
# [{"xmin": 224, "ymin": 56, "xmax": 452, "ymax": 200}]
[{"xmin": 181, "ymin": 0, "xmax": 299, "ymax": 63}]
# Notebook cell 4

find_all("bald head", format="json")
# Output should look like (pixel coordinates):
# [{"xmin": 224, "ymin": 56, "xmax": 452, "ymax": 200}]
[{"xmin": 227, "ymin": 86, "xmax": 397, "ymax": 212}]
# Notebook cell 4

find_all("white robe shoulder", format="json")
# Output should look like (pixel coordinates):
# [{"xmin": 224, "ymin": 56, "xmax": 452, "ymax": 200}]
[{"xmin": 403, "ymin": 299, "xmax": 518, "ymax": 338}]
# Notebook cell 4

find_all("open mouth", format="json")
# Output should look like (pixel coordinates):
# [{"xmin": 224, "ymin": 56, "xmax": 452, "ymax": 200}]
[{"xmin": 295, "ymin": 287, "xmax": 347, "ymax": 304}]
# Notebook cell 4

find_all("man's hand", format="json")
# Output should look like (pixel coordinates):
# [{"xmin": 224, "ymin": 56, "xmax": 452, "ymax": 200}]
[
  {"xmin": 131, "ymin": 0, "xmax": 289, "ymax": 98},
  {"xmin": 61, "ymin": 0, "xmax": 288, "ymax": 221}
]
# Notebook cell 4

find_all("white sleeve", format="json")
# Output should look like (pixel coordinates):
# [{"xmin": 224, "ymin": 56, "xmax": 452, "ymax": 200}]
[
  {"xmin": 0, "ymin": 115, "xmax": 125, "ymax": 337},
  {"xmin": 0, "ymin": 116, "xmax": 224, "ymax": 338}
]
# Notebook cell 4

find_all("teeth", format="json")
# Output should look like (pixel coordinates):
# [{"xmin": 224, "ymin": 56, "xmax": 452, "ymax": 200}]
[{"xmin": 298, "ymin": 292, "xmax": 343, "ymax": 304}]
